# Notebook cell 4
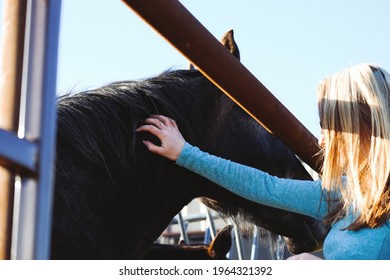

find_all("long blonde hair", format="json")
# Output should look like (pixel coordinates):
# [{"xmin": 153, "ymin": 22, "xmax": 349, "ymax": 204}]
[{"xmin": 317, "ymin": 63, "xmax": 390, "ymax": 229}]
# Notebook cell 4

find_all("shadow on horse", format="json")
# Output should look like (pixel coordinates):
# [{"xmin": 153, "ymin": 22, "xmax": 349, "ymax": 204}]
[{"xmin": 52, "ymin": 30, "xmax": 328, "ymax": 259}]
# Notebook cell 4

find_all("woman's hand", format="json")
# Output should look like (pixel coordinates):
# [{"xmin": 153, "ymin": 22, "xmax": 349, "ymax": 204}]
[
  {"xmin": 136, "ymin": 115, "xmax": 185, "ymax": 161},
  {"xmin": 287, "ymin": 252, "xmax": 323, "ymax": 260}
]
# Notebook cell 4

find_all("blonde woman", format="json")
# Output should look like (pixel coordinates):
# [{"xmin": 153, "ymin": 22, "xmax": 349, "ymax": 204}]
[{"xmin": 136, "ymin": 63, "xmax": 390, "ymax": 259}]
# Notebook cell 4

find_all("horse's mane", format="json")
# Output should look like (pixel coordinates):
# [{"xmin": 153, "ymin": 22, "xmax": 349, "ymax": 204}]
[{"xmin": 56, "ymin": 70, "xmax": 214, "ymax": 175}]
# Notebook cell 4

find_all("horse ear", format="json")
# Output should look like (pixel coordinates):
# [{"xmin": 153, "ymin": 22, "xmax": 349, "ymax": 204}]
[
  {"xmin": 208, "ymin": 225, "xmax": 233, "ymax": 259},
  {"xmin": 220, "ymin": 30, "xmax": 240, "ymax": 60},
  {"xmin": 189, "ymin": 29, "xmax": 240, "ymax": 68}
]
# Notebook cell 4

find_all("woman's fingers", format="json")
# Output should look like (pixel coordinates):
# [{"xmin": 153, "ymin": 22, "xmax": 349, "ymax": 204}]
[
  {"xmin": 136, "ymin": 124, "xmax": 161, "ymax": 138},
  {"xmin": 142, "ymin": 140, "xmax": 164, "ymax": 154},
  {"xmin": 142, "ymin": 117, "xmax": 166, "ymax": 129},
  {"xmin": 150, "ymin": 115, "xmax": 179, "ymax": 128},
  {"xmin": 287, "ymin": 253, "xmax": 322, "ymax": 260},
  {"xmin": 138, "ymin": 116, "xmax": 178, "ymax": 138},
  {"xmin": 150, "ymin": 114, "xmax": 172, "ymax": 125},
  {"xmin": 137, "ymin": 117, "xmax": 172, "ymax": 138},
  {"xmin": 136, "ymin": 115, "xmax": 185, "ymax": 161}
]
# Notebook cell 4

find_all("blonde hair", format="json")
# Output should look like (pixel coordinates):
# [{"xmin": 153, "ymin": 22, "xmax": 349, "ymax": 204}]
[{"xmin": 317, "ymin": 63, "xmax": 390, "ymax": 229}]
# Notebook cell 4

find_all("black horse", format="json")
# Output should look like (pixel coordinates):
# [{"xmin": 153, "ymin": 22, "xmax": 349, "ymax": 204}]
[{"xmin": 52, "ymin": 30, "xmax": 328, "ymax": 259}]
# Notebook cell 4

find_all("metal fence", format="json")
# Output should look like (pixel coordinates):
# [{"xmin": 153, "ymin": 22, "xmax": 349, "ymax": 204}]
[
  {"xmin": 0, "ymin": 0, "xmax": 319, "ymax": 260},
  {"xmin": 0, "ymin": 0, "xmax": 61, "ymax": 260}
]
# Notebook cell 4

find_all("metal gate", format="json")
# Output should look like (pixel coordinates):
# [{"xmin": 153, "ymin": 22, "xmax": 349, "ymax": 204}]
[
  {"xmin": 0, "ymin": 0, "xmax": 319, "ymax": 260},
  {"xmin": 0, "ymin": 0, "xmax": 62, "ymax": 260}
]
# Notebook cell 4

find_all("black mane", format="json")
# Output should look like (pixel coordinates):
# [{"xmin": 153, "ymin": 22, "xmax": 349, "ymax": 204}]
[{"xmin": 57, "ymin": 70, "xmax": 213, "ymax": 182}]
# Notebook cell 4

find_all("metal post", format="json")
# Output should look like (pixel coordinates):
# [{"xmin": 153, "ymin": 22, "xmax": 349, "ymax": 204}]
[
  {"xmin": 122, "ymin": 0, "xmax": 322, "ymax": 173},
  {"xmin": 250, "ymin": 226, "xmax": 260, "ymax": 260},
  {"xmin": 0, "ymin": 0, "xmax": 28, "ymax": 260},
  {"xmin": 205, "ymin": 209, "xmax": 216, "ymax": 240},
  {"xmin": 176, "ymin": 212, "xmax": 190, "ymax": 244},
  {"xmin": 232, "ymin": 221, "xmax": 245, "ymax": 260},
  {"xmin": 10, "ymin": 0, "xmax": 62, "ymax": 260}
]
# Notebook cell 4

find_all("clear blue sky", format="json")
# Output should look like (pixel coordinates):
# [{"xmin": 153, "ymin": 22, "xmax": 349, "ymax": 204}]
[{"xmin": 1, "ymin": 0, "xmax": 389, "ymax": 137}]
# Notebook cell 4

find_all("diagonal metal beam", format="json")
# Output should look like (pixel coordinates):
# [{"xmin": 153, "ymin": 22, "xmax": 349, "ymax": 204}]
[{"xmin": 121, "ymin": 0, "xmax": 322, "ymax": 173}]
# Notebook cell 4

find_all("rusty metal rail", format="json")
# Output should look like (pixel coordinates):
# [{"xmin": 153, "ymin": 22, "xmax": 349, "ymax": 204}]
[{"xmin": 122, "ymin": 0, "xmax": 322, "ymax": 173}]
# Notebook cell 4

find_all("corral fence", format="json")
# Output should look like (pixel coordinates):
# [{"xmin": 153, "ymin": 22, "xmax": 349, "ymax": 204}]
[{"xmin": 0, "ymin": 0, "xmax": 321, "ymax": 260}]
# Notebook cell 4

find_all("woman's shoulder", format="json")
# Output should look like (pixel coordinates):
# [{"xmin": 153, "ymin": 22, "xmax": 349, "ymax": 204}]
[{"xmin": 324, "ymin": 215, "xmax": 390, "ymax": 259}]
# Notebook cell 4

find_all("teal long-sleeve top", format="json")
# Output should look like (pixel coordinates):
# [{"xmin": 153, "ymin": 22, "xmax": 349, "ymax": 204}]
[{"xmin": 176, "ymin": 142, "xmax": 390, "ymax": 260}]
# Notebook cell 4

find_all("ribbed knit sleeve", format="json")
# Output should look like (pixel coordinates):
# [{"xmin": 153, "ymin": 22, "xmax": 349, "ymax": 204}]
[{"xmin": 176, "ymin": 142, "xmax": 328, "ymax": 219}]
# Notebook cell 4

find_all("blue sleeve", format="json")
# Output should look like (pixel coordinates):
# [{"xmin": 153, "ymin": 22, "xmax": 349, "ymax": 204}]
[{"xmin": 176, "ymin": 142, "xmax": 328, "ymax": 220}]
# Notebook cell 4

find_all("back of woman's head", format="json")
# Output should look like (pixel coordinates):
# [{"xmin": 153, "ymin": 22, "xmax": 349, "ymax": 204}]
[{"xmin": 317, "ymin": 63, "xmax": 390, "ymax": 229}]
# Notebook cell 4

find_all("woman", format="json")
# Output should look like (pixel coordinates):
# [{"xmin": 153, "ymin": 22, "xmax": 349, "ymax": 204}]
[{"xmin": 136, "ymin": 63, "xmax": 390, "ymax": 260}]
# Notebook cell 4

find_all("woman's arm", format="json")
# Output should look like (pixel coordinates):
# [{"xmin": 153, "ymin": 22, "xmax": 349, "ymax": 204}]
[
  {"xmin": 177, "ymin": 142, "xmax": 327, "ymax": 219},
  {"xmin": 137, "ymin": 115, "xmax": 328, "ymax": 219}
]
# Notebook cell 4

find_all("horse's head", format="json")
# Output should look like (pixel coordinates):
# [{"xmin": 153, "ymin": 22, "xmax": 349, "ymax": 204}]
[{"xmin": 196, "ymin": 30, "xmax": 328, "ymax": 255}]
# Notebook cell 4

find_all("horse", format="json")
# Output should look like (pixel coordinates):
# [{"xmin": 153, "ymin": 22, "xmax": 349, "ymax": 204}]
[{"xmin": 52, "ymin": 30, "xmax": 328, "ymax": 259}]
